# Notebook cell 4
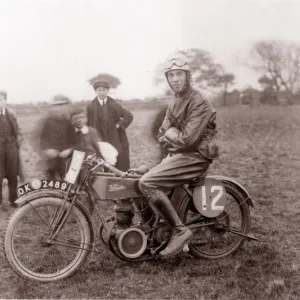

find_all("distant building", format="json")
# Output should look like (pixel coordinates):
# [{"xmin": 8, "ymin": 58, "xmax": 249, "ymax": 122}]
[
  {"xmin": 225, "ymin": 89, "xmax": 241, "ymax": 105},
  {"xmin": 241, "ymin": 87, "xmax": 261, "ymax": 106}
]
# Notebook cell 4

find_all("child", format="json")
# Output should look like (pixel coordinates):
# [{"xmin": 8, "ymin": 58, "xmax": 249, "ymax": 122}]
[
  {"xmin": 68, "ymin": 107, "xmax": 104, "ymax": 215},
  {"xmin": 69, "ymin": 106, "xmax": 118, "ymax": 165},
  {"xmin": 69, "ymin": 107, "xmax": 103, "ymax": 159}
]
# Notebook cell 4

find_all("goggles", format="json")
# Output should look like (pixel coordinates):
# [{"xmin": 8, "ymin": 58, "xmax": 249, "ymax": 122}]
[{"xmin": 164, "ymin": 58, "xmax": 187, "ymax": 70}]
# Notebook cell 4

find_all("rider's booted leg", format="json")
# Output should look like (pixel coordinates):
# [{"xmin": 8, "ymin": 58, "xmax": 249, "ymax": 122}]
[
  {"xmin": 139, "ymin": 185, "xmax": 192, "ymax": 258},
  {"xmin": 155, "ymin": 198, "xmax": 192, "ymax": 258}
]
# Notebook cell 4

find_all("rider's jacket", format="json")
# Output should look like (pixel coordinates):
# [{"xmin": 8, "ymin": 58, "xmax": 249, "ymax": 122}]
[{"xmin": 158, "ymin": 86, "xmax": 219, "ymax": 160}]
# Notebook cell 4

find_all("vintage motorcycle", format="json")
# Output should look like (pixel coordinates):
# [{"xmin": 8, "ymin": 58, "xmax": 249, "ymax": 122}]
[{"xmin": 3, "ymin": 150, "xmax": 258, "ymax": 282}]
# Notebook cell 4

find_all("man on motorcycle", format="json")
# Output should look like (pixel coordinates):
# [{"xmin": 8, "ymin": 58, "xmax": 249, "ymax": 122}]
[{"xmin": 139, "ymin": 52, "xmax": 219, "ymax": 258}]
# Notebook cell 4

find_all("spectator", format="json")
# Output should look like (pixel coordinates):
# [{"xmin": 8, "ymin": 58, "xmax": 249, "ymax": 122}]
[
  {"xmin": 0, "ymin": 90, "xmax": 24, "ymax": 207},
  {"xmin": 86, "ymin": 80, "xmax": 133, "ymax": 171},
  {"xmin": 33, "ymin": 95, "xmax": 74, "ymax": 179}
]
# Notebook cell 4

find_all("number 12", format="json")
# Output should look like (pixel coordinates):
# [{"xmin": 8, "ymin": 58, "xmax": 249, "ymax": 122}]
[{"xmin": 201, "ymin": 185, "xmax": 225, "ymax": 211}]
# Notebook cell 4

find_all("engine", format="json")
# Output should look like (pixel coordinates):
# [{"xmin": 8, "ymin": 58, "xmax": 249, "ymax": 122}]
[
  {"xmin": 109, "ymin": 199, "xmax": 171, "ymax": 260},
  {"xmin": 112, "ymin": 200, "xmax": 149, "ymax": 259}
]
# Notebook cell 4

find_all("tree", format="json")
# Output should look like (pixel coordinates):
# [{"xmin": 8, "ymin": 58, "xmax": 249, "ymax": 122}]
[
  {"xmin": 215, "ymin": 71, "xmax": 235, "ymax": 105},
  {"xmin": 248, "ymin": 40, "xmax": 300, "ymax": 104},
  {"xmin": 154, "ymin": 48, "xmax": 235, "ymax": 101},
  {"xmin": 88, "ymin": 73, "xmax": 121, "ymax": 89}
]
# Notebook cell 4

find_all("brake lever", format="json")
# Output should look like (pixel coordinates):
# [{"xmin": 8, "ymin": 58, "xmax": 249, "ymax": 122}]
[{"xmin": 90, "ymin": 159, "xmax": 105, "ymax": 171}]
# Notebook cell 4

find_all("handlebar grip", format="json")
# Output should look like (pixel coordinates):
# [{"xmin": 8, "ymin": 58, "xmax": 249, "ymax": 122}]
[{"xmin": 103, "ymin": 162, "xmax": 126, "ymax": 177}]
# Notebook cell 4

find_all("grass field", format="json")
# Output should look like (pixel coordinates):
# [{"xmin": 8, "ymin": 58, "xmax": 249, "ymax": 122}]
[{"xmin": 0, "ymin": 104, "xmax": 300, "ymax": 299}]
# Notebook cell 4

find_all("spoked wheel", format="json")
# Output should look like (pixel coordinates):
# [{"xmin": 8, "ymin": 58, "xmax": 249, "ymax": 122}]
[
  {"xmin": 178, "ymin": 184, "xmax": 250, "ymax": 259},
  {"xmin": 3, "ymin": 197, "xmax": 92, "ymax": 282}
]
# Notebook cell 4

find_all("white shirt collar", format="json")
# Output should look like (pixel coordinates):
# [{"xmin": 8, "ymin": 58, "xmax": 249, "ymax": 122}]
[
  {"xmin": 75, "ymin": 125, "xmax": 89, "ymax": 134},
  {"xmin": 97, "ymin": 97, "xmax": 107, "ymax": 105}
]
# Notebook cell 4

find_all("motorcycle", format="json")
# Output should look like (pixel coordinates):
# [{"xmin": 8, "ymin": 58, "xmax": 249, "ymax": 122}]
[{"xmin": 3, "ymin": 150, "xmax": 258, "ymax": 282}]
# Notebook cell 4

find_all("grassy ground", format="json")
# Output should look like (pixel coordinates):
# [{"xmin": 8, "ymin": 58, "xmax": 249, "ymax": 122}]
[{"xmin": 0, "ymin": 104, "xmax": 300, "ymax": 299}]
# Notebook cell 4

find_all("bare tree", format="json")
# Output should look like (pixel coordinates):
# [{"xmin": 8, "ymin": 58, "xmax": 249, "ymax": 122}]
[{"xmin": 248, "ymin": 40, "xmax": 300, "ymax": 103}]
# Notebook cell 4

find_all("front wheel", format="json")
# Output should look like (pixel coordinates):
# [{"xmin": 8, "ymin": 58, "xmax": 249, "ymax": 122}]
[
  {"xmin": 3, "ymin": 197, "xmax": 92, "ymax": 282},
  {"xmin": 178, "ymin": 184, "xmax": 250, "ymax": 259}
]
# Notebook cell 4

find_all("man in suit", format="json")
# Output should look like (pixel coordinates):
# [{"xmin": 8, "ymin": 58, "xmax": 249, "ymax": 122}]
[
  {"xmin": 86, "ymin": 80, "xmax": 133, "ymax": 171},
  {"xmin": 0, "ymin": 90, "xmax": 24, "ymax": 207},
  {"xmin": 34, "ymin": 95, "xmax": 74, "ymax": 179}
]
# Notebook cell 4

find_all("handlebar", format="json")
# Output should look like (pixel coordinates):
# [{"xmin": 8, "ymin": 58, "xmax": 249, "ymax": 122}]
[
  {"xmin": 102, "ymin": 161, "xmax": 125, "ymax": 177},
  {"xmin": 84, "ymin": 153, "xmax": 136, "ymax": 178}
]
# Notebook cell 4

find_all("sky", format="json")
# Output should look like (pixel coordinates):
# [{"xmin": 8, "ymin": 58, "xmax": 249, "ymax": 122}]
[{"xmin": 0, "ymin": 0, "xmax": 300, "ymax": 103}]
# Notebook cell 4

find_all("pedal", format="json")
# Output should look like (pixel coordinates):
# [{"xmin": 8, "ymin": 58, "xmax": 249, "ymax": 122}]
[{"xmin": 150, "ymin": 241, "xmax": 167, "ymax": 256}]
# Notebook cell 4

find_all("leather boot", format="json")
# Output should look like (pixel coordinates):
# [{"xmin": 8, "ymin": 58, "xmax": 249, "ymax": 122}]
[
  {"xmin": 159, "ymin": 226, "xmax": 192, "ymax": 257},
  {"xmin": 150, "ymin": 193, "xmax": 192, "ymax": 258}
]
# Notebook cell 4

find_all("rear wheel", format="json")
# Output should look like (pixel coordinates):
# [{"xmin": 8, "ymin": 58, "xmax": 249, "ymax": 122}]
[
  {"xmin": 178, "ymin": 184, "xmax": 250, "ymax": 259},
  {"xmin": 3, "ymin": 197, "xmax": 92, "ymax": 282}
]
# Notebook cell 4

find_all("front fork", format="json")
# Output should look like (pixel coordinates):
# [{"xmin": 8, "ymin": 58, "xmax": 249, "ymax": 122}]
[{"xmin": 47, "ymin": 185, "xmax": 80, "ymax": 241}]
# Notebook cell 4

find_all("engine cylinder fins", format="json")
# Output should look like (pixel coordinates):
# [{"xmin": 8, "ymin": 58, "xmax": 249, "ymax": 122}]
[{"xmin": 117, "ymin": 228, "xmax": 147, "ymax": 259}]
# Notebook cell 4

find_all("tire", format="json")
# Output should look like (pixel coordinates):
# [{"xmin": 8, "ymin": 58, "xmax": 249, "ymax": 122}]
[
  {"xmin": 3, "ymin": 197, "xmax": 92, "ymax": 282},
  {"xmin": 178, "ymin": 183, "xmax": 250, "ymax": 259}
]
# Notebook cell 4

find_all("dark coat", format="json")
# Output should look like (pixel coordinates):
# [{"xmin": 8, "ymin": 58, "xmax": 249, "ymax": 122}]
[
  {"xmin": 32, "ymin": 114, "xmax": 75, "ymax": 178},
  {"xmin": 70, "ymin": 126, "xmax": 103, "ymax": 158},
  {"xmin": 39, "ymin": 115, "xmax": 74, "ymax": 152},
  {"xmin": 3, "ymin": 108, "xmax": 25, "ymax": 181},
  {"xmin": 159, "ymin": 87, "xmax": 219, "ymax": 160},
  {"xmin": 86, "ymin": 97, "xmax": 133, "ymax": 171}
]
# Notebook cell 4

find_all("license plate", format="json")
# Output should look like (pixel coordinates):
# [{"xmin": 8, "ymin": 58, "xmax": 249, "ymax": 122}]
[{"xmin": 18, "ymin": 179, "xmax": 69, "ymax": 196}]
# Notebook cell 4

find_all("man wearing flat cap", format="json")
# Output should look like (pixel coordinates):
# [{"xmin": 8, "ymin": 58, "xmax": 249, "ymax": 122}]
[
  {"xmin": 32, "ymin": 94, "xmax": 74, "ymax": 179},
  {"xmin": 86, "ymin": 80, "xmax": 133, "ymax": 171},
  {"xmin": 0, "ymin": 90, "xmax": 24, "ymax": 207}
]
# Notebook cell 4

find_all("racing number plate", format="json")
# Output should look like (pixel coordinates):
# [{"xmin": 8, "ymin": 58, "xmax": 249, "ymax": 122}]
[{"xmin": 18, "ymin": 179, "xmax": 69, "ymax": 196}]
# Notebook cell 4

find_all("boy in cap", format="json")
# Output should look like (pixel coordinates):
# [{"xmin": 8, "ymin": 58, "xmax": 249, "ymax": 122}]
[
  {"xmin": 86, "ymin": 80, "xmax": 133, "ymax": 171},
  {"xmin": 69, "ymin": 106, "xmax": 118, "ymax": 166},
  {"xmin": 68, "ymin": 106, "xmax": 119, "ymax": 214},
  {"xmin": 69, "ymin": 107, "xmax": 103, "ymax": 158},
  {"xmin": 0, "ymin": 90, "xmax": 24, "ymax": 207}
]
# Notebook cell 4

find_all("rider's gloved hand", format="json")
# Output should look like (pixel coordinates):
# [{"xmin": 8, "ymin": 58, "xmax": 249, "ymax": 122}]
[
  {"xmin": 158, "ymin": 135, "xmax": 172, "ymax": 147},
  {"xmin": 164, "ymin": 127, "xmax": 180, "ymax": 143}
]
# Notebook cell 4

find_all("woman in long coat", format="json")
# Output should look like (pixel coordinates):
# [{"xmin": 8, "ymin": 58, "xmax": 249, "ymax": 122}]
[{"xmin": 86, "ymin": 80, "xmax": 133, "ymax": 171}]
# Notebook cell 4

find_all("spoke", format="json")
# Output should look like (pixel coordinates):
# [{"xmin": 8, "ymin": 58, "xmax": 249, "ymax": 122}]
[
  {"xmin": 218, "ymin": 195, "xmax": 248, "ymax": 222},
  {"xmin": 28, "ymin": 203, "xmax": 51, "ymax": 229},
  {"xmin": 12, "ymin": 233, "xmax": 38, "ymax": 240},
  {"xmin": 51, "ymin": 240, "xmax": 91, "ymax": 250},
  {"xmin": 53, "ymin": 236, "xmax": 83, "ymax": 247}
]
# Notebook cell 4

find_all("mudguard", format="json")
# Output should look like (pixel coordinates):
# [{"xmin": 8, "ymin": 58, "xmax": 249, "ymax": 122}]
[
  {"xmin": 206, "ymin": 175, "xmax": 254, "ymax": 207},
  {"xmin": 15, "ymin": 189, "xmax": 96, "ymax": 244}
]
